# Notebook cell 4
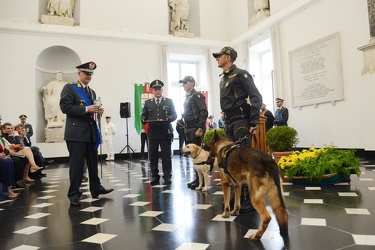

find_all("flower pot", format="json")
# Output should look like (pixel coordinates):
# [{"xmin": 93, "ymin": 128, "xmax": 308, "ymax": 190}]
[
  {"xmin": 291, "ymin": 172, "xmax": 351, "ymax": 185},
  {"xmin": 272, "ymin": 151, "xmax": 293, "ymax": 182}
]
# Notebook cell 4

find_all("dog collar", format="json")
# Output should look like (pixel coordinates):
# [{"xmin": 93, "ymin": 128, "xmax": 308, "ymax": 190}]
[{"xmin": 192, "ymin": 148, "xmax": 202, "ymax": 159}]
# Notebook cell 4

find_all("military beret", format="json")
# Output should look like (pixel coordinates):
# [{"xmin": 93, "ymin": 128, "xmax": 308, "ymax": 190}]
[
  {"xmin": 212, "ymin": 46, "xmax": 238, "ymax": 61},
  {"xmin": 150, "ymin": 80, "xmax": 164, "ymax": 88},
  {"xmin": 179, "ymin": 76, "xmax": 195, "ymax": 83},
  {"xmin": 76, "ymin": 61, "xmax": 97, "ymax": 75},
  {"xmin": 276, "ymin": 98, "xmax": 284, "ymax": 102},
  {"xmin": 19, "ymin": 114, "xmax": 27, "ymax": 119}
]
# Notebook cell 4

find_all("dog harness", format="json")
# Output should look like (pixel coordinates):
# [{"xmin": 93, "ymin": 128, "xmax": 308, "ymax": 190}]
[{"xmin": 218, "ymin": 144, "xmax": 240, "ymax": 183}]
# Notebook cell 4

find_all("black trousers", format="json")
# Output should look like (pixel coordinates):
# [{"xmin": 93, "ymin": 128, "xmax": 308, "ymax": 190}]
[
  {"xmin": 149, "ymin": 139, "xmax": 172, "ymax": 179},
  {"xmin": 66, "ymin": 141, "xmax": 102, "ymax": 201},
  {"xmin": 178, "ymin": 133, "xmax": 186, "ymax": 155}
]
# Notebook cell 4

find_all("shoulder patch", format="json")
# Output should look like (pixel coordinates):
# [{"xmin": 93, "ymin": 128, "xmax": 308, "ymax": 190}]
[{"xmin": 243, "ymin": 73, "xmax": 248, "ymax": 78}]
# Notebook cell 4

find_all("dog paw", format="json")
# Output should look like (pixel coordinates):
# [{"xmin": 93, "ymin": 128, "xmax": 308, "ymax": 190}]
[
  {"xmin": 195, "ymin": 186, "xmax": 202, "ymax": 190},
  {"xmin": 230, "ymin": 210, "xmax": 239, "ymax": 216},
  {"xmin": 249, "ymin": 234, "xmax": 261, "ymax": 241},
  {"xmin": 221, "ymin": 212, "xmax": 230, "ymax": 218}
]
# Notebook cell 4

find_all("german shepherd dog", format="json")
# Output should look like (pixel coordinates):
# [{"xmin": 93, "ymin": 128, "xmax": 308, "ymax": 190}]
[
  {"xmin": 210, "ymin": 132, "xmax": 288, "ymax": 240},
  {"xmin": 181, "ymin": 144, "xmax": 211, "ymax": 192}
]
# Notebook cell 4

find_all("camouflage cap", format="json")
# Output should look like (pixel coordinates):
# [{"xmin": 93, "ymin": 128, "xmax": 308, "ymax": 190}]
[{"xmin": 212, "ymin": 46, "xmax": 238, "ymax": 61}]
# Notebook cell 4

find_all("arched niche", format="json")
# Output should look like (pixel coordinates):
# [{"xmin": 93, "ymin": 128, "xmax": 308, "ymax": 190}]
[{"xmin": 35, "ymin": 45, "xmax": 81, "ymax": 143}]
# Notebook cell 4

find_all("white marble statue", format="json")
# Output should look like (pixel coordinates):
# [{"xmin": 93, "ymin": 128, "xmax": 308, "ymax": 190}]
[
  {"xmin": 41, "ymin": 72, "xmax": 67, "ymax": 128},
  {"xmin": 254, "ymin": 0, "xmax": 269, "ymax": 13},
  {"xmin": 169, "ymin": 0, "xmax": 190, "ymax": 32},
  {"xmin": 47, "ymin": 0, "xmax": 75, "ymax": 18}
]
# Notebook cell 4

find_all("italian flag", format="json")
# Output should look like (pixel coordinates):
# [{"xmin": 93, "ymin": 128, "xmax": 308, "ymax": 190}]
[{"xmin": 134, "ymin": 83, "xmax": 153, "ymax": 134}]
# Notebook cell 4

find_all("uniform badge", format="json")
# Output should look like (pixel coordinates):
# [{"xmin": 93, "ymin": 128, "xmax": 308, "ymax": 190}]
[
  {"xmin": 197, "ymin": 95, "xmax": 200, "ymax": 98},
  {"xmin": 244, "ymin": 73, "xmax": 248, "ymax": 78},
  {"xmin": 225, "ymin": 82, "xmax": 229, "ymax": 87}
]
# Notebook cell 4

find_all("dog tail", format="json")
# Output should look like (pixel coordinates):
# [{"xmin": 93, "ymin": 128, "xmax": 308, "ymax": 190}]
[{"xmin": 267, "ymin": 160, "xmax": 289, "ymax": 237}]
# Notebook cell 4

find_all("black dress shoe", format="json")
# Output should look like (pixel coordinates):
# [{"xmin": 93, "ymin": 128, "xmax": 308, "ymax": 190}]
[
  {"xmin": 44, "ymin": 160, "xmax": 54, "ymax": 165},
  {"xmin": 187, "ymin": 179, "xmax": 198, "ymax": 188},
  {"xmin": 150, "ymin": 178, "xmax": 160, "ymax": 186},
  {"xmin": 163, "ymin": 178, "xmax": 172, "ymax": 185},
  {"xmin": 92, "ymin": 188, "xmax": 114, "ymax": 198},
  {"xmin": 70, "ymin": 197, "xmax": 80, "ymax": 206}
]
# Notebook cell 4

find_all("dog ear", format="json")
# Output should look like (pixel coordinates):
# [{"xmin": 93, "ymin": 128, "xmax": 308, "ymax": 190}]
[{"xmin": 213, "ymin": 129, "xmax": 220, "ymax": 142}]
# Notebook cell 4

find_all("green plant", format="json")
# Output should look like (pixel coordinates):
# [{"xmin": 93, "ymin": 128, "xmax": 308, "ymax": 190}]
[
  {"xmin": 203, "ymin": 128, "xmax": 225, "ymax": 148},
  {"xmin": 266, "ymin": 126, "xmax": 299, "ymax": 152},
  {"xmin": 284, "ymin": 147, "xmax": 361, "ymax": 182}
]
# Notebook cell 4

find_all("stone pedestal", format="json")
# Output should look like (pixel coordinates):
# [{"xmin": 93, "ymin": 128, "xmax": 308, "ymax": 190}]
[
  {"xmin": 248, "ymin": 10, "xmax": 270, "ymax": 27},
  {"xmin": 45, "ymin": 127, "xmax": 65, "ymax": 143},
  {"xmin": 172, "ymin": 30, "xmax": 194, "ymax": 38},
  {"xmin": 41, "ymin": 15, "xmax": 75, "ymax": 26},
  {"xmin": 358, "ymin": 38, "xmax": 375, "ymax": 75}
]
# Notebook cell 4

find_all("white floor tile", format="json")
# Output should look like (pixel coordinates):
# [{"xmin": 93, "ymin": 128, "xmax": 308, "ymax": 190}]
[
  {"xmin": 304, "ymin": 199, "xmax": 323, "ymax": 204},
  {"xmin": 301, "ymin": 218, "xmax": 326, "ymax": 226},
  {"xmin": 359, "ymin": 178, "xmax": 374, "ymax": 181},
  {"xmin": 80, "ymin": 206, "xmax": 103, "ymax": 212},
  {"xmin": 192, "ymin": 204, "xmax": 211, "ymax": 209},
  {"xmin": 82, "ymin": 233, "xmax": 117, "ymax": 244},
  {"xmin": 130, "ymin": 201, "xmax": 150, "ymax": 206},
  {"xmin": 123, "ymin": 194, "xmax": 140, "ymax": 198},
  {"xmin": 212, "ymin": 215, "xmax": 236, "ymax": 221},
  {"xmin": 352, "ymin": 234, "xmax": 375, "ymax": 246},
  {"xmin": 152, "ymin": 185, "xmax": 167, "ymax": 188},
  {"xmin": 10, "ymin": 245, "xmax": 39, "ymax": 250},
  {"xmin": 338, "ymin": 192, "xmax": 358, "ymax": 196},
  {"xmin": 112, "ymin": 183, "xmax": 126, "ymax": 186},
  {"xmin": 345, "ymin": 208, "xmax": 371, "ymax": 215},
  {"xmin": 139, "ymin": 211, "xmax": 163, "ymax": 217},
  {"xmin": 176, "ymin": 242, "xmax": 210, "ymax": 250},
  {"xmin": 24, "ymin": 212, "xmax": 50, "ymax": 219},
  {"xmin": 32, "ymin": 203, "xmax": 53, "ymax": 208},
  {"xmin": 14, "ymin": 226, "xmax": 47, "ymax": 235},
  {"xmin": 305, "ymin": 187, "xmax": 321, "ymax": 190},
  {"xmin": 117, "ymin": 188, "xmax": 132, "ymax": 191},
  {"xmin": 37, "ymin": 195, "xmax": 56, "ymax": 200},
  {"xmin": 213, "ymin": 191, "xmax": 224, "ymax": 195},
  {"xmin": 81, "ymin": 218, "xmax": 109, "ymax": 225},
  {"xmin": 42, "ymin": 190, "xmax": 58, "ymax": 193},
  {"xmin": 152, "ymin": 223, "xmax": 181, "ymax": 232},
  {"xmin": 244, "ymin": 229, "xmax": 273, "ymax": 240},
  {"xmin": 80, "ymin": 198, "xmax": 100, "ymax": 202},
  {"xmin": 368, "ymin": 187, "xmax": 375, "ymax": 190}
]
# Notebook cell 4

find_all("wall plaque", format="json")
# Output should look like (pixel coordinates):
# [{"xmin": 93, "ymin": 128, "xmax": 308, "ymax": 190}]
[{"xmin": 289, "ymin": 32, "xmax": 344, "ymax": 108}]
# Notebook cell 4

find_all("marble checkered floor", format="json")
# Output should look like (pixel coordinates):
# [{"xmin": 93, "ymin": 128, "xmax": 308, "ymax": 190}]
[{"xmin": 1, "ymin": 156, "xmax": 375, "ymax": 250}]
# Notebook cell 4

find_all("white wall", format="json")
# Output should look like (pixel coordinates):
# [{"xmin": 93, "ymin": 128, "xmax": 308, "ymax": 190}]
[
  {"xmin": 0, "ymin": 0, "xmax": 374, "ymax": 157},
  {"xmin": 276, "ymin": 0, "xmax": 370, "ymax": 148}
]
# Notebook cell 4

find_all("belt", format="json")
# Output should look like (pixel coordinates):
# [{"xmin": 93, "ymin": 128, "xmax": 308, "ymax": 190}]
[{"xmin": 185, "ymin": 120, "xmax": 199, "ymax": 128}]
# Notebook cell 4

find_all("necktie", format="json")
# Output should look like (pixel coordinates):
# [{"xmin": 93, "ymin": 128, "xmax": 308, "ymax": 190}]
[
  {"xmin": 156, "ymin": 99, "xmax": 160, "ymax": 107},
  {"xmin": 84, "ymin": 87, "xmax": 91, "ymax": 100}
]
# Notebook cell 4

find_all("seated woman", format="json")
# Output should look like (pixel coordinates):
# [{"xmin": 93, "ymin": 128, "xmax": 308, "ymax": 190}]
[
  {"xmin": 0, "ymin": 128, "xmax": 38, "ymax": 183},
  {"xmin": 2, "ymin": 123, "xmax": 43, "ymax": 173},
  {"xmin": 0, "ymin": 151, "xmax": 18, "ymax": 199}
]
